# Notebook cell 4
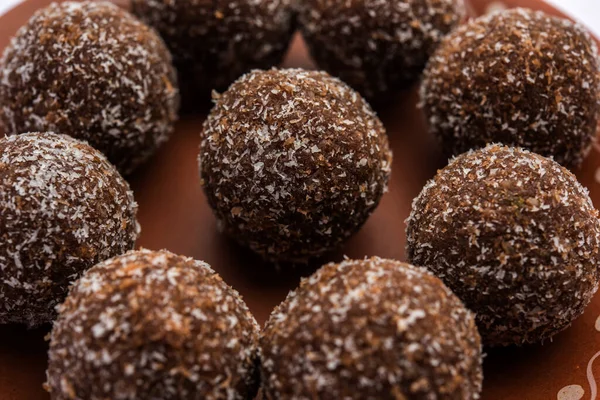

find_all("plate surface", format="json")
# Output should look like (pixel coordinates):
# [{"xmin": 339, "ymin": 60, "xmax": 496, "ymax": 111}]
[{"xmin": 1, "ymin": 1, "xmax": 599, "ymax": 399}]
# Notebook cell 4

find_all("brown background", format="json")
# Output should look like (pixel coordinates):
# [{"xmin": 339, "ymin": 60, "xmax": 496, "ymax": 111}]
[{"xmin": 1, "ymin": 0, "xmax": 600, "ymax": 399}]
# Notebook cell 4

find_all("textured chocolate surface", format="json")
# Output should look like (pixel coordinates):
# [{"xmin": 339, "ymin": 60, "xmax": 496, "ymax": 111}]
[
  {"xmin": 0, "ymin": 132, "xmax": 138, "ymax": 326},
  {"xmin": 421, "ymin": 8, "xmax": 600, "ymax": 168},
  {"xmin": 0, "ymin": 1, "xmax": 179, "ymax": 174},
  {"xmin": 46, "ymin": 249, "xmax": 260, "ymax": 400},
  {"xmin": 2, "ymin": 1, "xmax": 600, "ymax": 400},
  {"xmin": 406, "ymin": 144, "xmax": 600, "ymax": 346},
  {"xmin": 298, "ymin": 0, "xmax": 465, "ymax": 100},
  {"xmin": 199, "ymin": 68, "xmax": 392, "ymax": 262},
  {"xmin": 131, "ymin": 0, "xmax": 295, "ymax": 107},
  {"xmin": 260, "ymin": 257, "xmax": 483, "ymax": 399}
]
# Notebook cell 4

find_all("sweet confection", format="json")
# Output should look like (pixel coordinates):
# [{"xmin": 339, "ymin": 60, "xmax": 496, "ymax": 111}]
[
  {"xmin": 199, "ymin": 68, "xmax": 392, "ymax": 262},
  {"xmin": 131, "ymin": 0, "xmax": 295, "ymax": 105},
  {"xmin": 0, "ymin": 1, "xmax": 179, "ymax": 174},
  {"xmin": 297, "ymin": 0, "xmax": 466, "ymax": 100},
  {"xmin": 46, "ymin": 249, "xmax": 260, "ymax": 400},
  {"xmin": 421, "ymin": 8, "xmax": 600, "ymax": 168},
  {"xmin": 0, "ymin": 132, "xmax": 138, "ymax": 326},
  {"xmin": 260, "ymin": 257, "xmax": 483, "ymax": 399},
  {"xmin": 406, "ymin": 144, "xmax": 600, "ymax": 346}
]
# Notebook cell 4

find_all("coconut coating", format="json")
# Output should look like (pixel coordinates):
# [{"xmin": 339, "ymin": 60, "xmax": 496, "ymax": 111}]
[
  {"xmin": 0, "ymin": 132, "xmax": 138, "ymax": 326},
  {"xmin": 421, "ymin": 8, "xmax": 600, "ymax": 168},
  {"xmin": 260, "ymin": 257, "xmax": 483, "ymax": 399},
  {"xmin": 131, "ymin": 0, "xmax": 295, "ymax": 105},
  {"xmin": 406, "ymin": 144, "xmax": 600, "ymax": 346},
  {"xmin": 47, "ymin": 249, "xmax": 260, "ymax": 400},
  {"xmin": 297, "ymin": 0, "xmax": 466, "ymax": 100},
  {"xmin": 0, "ymin": 1, "xmax": 179, "ymax": 174},
  {"xmin": 199, "ymin": 68, "xmax": 392, "ymax": 262}
]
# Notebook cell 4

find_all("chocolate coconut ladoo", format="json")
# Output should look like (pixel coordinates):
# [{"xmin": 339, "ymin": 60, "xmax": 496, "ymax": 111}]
[
  {"xmin": 131, "ymin": 0, "xmax": 295, "ymax": 106},
  {"xmin": 297, "ymin": 0, "xmax": 466, "ymax": 100},
  {"xmin": 47, "ymin": 249, "xmax": 260, "ymax": 400},
  {"xmin": 260, "ymin": 257, "xmax": 483, "ymax": 399},
  {"xmin": 0, "ymin": 132, "xmax": 138, "ymax": 326},
  {"xmin": 0, "ymin": 1, "xmax": 179, "ymax": 174},
  {"xmin": 406, "ymin": 144, "xmax": 600, "ymax": 346},
  {"xmin": 421, "ymin": 8, "xmax": 600, "ymax": 168},
  {"xmin": 199, "ymin": 68, "xmax": 392, "ymax": 262}
]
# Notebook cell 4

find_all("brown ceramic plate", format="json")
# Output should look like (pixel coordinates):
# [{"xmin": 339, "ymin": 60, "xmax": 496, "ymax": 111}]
[{"xmin": 0, "ymin": 0, "xmax": 599, "ymax": 399}]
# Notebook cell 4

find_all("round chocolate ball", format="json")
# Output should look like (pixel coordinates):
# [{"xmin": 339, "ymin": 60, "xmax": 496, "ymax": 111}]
[
  {"xmin": 406, "ymin": 144, "xmax": 600, "ymax": 346},
  {"xmin": 260, "ymin": 257, "xmax": 483, "ymax": 399},
  {"xmin": 0, "ymin": 1, "xmax": 179, "ymax": 174},
  {"xmin": 0, "ymin": 132, "xmax": 138, "ymax": 326},
  {"xmin": 421, "ymin": 8, "xmax": 600, "ymax": 168},
  {"xmin": 199, "ymin": 68, "xmax": 392, "ymax": 262},
  {"xmin": 47, "ymin": 249, "xmax": 260, "ymax": 400},
  {"xmin": 131, "ymin": 0, "xmax": 295, "ymax": 106},
  {"xmin": 297, "ymin": 0, "xmax": 466, "ymax": 100}
]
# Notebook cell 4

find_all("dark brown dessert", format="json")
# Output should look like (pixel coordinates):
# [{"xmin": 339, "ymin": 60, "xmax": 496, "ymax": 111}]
[
  {"xmin": 260, "ymin": 257, "xmax": 483, "ymax": 399},
  {"xmin": 0, "ymin": 1, "xmax": 179, "ymax": 174},
  {"xmin": 297, "ymin": 0, "xmax": 466, "ymax": 100},
  {"xmin": 406, "ymin": 144, "xmax": 600, "ymax": 346},
  {"xmin": 0, "ymin": 132, "xmax": 138, "ymax": 326},
  {"xmin": 131, "ymin": 0, "xmax": 295, "ymax": 107},
  {"xmin": 46, "ymin": 249, "xmax": 260, "ymax": 400},
  {"xmin": 199, "ymin": 68, "xmax": 392, "ymax": 262},
  {"xmin": 421, "ymin": 8, "xmax": 600, "ymax": 168}
]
